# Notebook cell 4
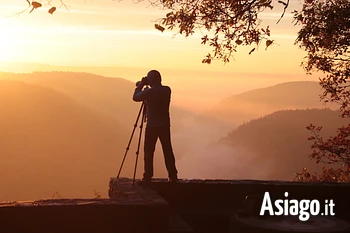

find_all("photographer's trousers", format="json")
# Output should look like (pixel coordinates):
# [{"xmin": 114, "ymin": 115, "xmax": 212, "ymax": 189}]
[{"xmin": 143, "ymin": 127, "xmax": 178, "ymax": 179}]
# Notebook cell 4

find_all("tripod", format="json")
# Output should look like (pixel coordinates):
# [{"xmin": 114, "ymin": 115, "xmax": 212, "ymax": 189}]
[{"xmin": 117, "ymin": 101, "xmax": 147, "ymax": 186}]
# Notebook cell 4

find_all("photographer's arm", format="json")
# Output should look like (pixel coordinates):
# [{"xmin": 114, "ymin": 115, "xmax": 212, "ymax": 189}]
[{"xmin": 133, "ymin": 84, "xmax": 151, "ymax": 102}]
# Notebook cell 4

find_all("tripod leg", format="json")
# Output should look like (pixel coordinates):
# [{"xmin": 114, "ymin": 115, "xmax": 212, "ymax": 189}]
[
  {"xmin": 132, "ymin": 106, "xmax": 147, "ymax": 186},
  {"xmin": 117, "ymin": 102, "xmax": 144, "ymax": 178}
]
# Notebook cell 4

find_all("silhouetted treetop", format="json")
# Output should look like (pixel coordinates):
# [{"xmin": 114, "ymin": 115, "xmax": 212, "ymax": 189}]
[
  {"xmin": 153, "ymin": 0, "xmax": 280, "ymax": 64},
  {"xmin": 294, "ymin": 0, "xmax": 350, "ymax": 117}
]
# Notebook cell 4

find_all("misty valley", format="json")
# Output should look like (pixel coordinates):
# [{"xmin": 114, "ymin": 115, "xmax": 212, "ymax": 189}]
[{"xmin": 0, "ymin": 71, "xmax": 347, "ymax": 202}]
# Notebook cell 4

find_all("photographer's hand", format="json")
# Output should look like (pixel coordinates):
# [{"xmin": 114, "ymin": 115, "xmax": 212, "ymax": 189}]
[
  {"xmin": 133, "ymin": 83, "xmax": 151, "ymax": 102},
  {"xmin": 141, "ymin": 77, "xmax": 148, "ymax": 85},
  {"xmin": 136, "ymin": 77, "xmax": 148, "ymax": 87}
]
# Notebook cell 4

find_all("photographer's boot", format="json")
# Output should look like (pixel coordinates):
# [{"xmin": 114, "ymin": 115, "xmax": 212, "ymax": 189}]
[
  {"xmin": 138, "ymin": 177, "xmax": 151, "ymax": 187},
  {"xmin": 168, "ymin": 176, "xmax": 178, "ymax": 183}
]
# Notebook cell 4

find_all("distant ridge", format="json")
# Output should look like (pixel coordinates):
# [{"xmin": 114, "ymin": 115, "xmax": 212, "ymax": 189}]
[
  {"xmin": 0, "ymin": 71, "xmax": 192, "ymax": 131},
  {"xmin": 201, "ymin": 81, "xmax": 336, "ymax": 128},
  {"xmin": 222, "ymin": 81, "xmax": 322, "ymax": 106}
]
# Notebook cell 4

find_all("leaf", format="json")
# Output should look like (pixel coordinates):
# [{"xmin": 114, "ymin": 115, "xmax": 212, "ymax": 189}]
[
  {"xmin": 30, "ymin": 1, "xmax": 42, "ymax": 13},
  {"xmin": 154, "ymin": 24, "xmax": 165, "ymax": 32},
  {"xmin": 265, "ymin": 26, "xmax": 271, "ymax": 36},
  {"xmin": 201, "ymin": 35, "xmax": 208, "ymax": 45},
  {"xmin": 48, "ymin": 7, "xmax": 56, "ymax": 14},
  {"xmin": 235, "ymin": 39, "xmax": 243, "ymax": 45},
  {"xmin": 32, "ymin": 1, "xmax": 42, "ymax": 8},
  {"xmin": 265, "ymin": 40, "xmax": 273, "ymax": 50},
  {"xmin": 202, "ymin": 58, "xmax": 211, "ymax": 64},
  {"xmin": 248, "ymin": 48, "xmax": 255, "ymax": 55}
]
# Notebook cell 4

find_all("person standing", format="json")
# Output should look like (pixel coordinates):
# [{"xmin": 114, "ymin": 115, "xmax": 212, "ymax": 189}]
[{"xmin": 133, "ymin": 70, "xmax": 178, "ymax": 183}]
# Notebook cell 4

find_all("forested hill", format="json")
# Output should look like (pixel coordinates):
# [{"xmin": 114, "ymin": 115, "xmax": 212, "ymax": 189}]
[
  {"xmin": 214, "ymin": 108, "xmax": 349, "ymax": 180},
  {"xmin": 202, "ymin": 81, "xmax": 337, "ymax": 128},
  {"xmin": 0, "ymin": 80, "xmax": 133, "ymax": 201}
]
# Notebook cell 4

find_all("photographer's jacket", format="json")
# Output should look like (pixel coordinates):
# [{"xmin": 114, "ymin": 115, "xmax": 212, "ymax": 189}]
[{"xmin": 133, "ymin": 84, "xmax": 171, "ymax": 128}]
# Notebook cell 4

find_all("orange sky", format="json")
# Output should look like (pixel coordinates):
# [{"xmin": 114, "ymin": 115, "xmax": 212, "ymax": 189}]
[
  {"xmin": 1, "ymin": 0, "xmax": 308, "ymax": 70},
  {"xmin": 0, "ymin": 0, "xmax": 320, "ymax": 111}
]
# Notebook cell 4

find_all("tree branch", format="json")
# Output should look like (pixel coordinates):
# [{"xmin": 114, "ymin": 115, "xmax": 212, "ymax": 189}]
[{"xmin": 277, "ymin": 0, "xmax": 289, "ymax": 24}]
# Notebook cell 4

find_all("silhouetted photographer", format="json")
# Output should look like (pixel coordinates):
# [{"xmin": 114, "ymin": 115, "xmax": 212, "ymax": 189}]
[{"xmin": 133, "ymin": 70, "xmax": 178, "ymax": 184}]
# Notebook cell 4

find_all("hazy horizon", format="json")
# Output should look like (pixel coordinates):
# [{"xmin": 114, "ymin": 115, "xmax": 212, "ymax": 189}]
[
  {"xmin": 0, "ymin": 61, "xmax": 319, "ymax": 112},
  {"xmin": 0, "ymin": 70, "xmax": 345, "ymax": 201}
]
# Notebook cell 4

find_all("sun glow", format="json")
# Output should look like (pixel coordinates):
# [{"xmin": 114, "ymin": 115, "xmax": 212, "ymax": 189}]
[
  {"xmin": 0, "ymin": 19, "xmax": 20, "ymax": 62},
  {"xmin": 0, "ymin": 0, "xmax": 308, "ymax": 74}
]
